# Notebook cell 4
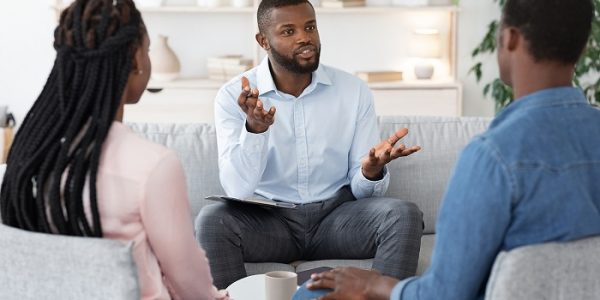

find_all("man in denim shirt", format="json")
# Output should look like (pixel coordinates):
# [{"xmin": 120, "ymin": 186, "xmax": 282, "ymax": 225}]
[{"xmin": 295, "ymin": 0, "xmax": 600, "ymax": 299}]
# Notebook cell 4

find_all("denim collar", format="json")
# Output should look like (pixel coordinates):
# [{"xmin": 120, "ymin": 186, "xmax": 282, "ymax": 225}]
[{"xmin": 492, "ymin": 86, "xmax": 589, "ymax": 127}]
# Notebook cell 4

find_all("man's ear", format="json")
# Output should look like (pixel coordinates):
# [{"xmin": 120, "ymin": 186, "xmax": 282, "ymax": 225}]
[
  {"xmin": 255, "ymin": 32, "xmax": 270, "ymax": 51},
  {"xmin": 505, "ymin": 27, "xmax": 520, "ymax": 52}
]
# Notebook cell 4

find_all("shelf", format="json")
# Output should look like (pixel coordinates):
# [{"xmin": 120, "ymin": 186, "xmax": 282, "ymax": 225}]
[
  {"xmin": 147, "ymin": 77, "xmax": 228, "ymax": 90},
  {"xmin": 315, "ymin": 5, "xmax": 458, "ymax": 13},
  {"xmin": 138, "ymin": 6, "xmax": 254, "ymax": 13},
  {"xmin": 138, "ymin": 5, "xmax": 458, "ymax": 13},
  {"xmin": 367, "ymin": 80, "xmax": 460, "ymax": 90},
  {"xmin": 146, "ymin": 77, "xmax": 459, "ymax": 91},
  {"xmin": 54, "ymin": 4, "xmax": 457, "ymax": 14},
  {"xmin": 51, "ymin": 3, "xmax": 255, "ymax": 13}
]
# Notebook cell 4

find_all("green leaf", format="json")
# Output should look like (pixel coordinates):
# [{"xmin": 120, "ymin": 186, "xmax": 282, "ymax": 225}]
[
  {"xmin": 474, "ymin": 0, "xmax": 599, "ymax": 110},
  {"xmin": 483, "ymin": 83, "xmax": 491, "ymax": 96},
  {"xmin": 468, "ymin": 63, "xmax": 483, "ymax": 82}
]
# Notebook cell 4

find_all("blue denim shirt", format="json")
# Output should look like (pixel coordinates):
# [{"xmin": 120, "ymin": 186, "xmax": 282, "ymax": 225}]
[{"xmin": 392, "ymin": 87, "xmax": 600, "ymax": 300}]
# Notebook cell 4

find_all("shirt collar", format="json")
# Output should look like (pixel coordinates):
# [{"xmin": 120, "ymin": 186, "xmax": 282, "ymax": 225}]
[
  {"xmin": 491, "ymin": 86, "xmax": 589, "ymax": 126},
  {"xmin": 255, "ymin": 56, "xmax": 332, "ymax": 97}
]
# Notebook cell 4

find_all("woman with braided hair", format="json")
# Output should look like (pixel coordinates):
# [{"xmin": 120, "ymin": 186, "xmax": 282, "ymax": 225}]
[{"xmin": 0, "ymin": 0, "xmax": 228, "ymax": 299}]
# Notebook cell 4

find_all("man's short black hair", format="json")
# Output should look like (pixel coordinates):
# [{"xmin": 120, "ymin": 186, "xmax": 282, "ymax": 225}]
[
  {"xmin": 502, "ymin": 0, "xmax": 593, "ymax": 64},
  {"xmin": 257, "ymin": 0, "xmax": 313, "ymax": 33}
]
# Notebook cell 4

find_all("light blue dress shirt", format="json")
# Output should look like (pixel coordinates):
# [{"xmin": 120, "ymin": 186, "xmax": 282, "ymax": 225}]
[
  {"xmin": 214, "ymin": 57, "xmax": 389, "ymax": 204},
  {"xmin": 391, "ymin": 87, "xmax": 600, "ymax": 299}
]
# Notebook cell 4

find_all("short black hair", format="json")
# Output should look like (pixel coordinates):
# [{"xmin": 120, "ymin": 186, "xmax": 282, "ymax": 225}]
[
  {"xmin": 502, "ymin": 0, "xmax": 593, "ymax": 64},
  {"xmin": 257, "ymin": 0, "xmax": 313, "ymax": 33}
]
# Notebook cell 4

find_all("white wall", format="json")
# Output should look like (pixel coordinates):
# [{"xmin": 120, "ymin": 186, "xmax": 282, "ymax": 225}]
[
  {"xmin": 0, "ymin": 0, "xmax": 56, "ymax": 126},
  {"xmin": 0, "ymin": 0, "xmax": 500, "ymax": 126},
  {"xmin": 457, "ymin": 0, "xmax": 499, "ymax": 117}
]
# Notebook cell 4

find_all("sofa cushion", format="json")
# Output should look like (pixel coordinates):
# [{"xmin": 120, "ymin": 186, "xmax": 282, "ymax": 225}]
[
  {"xmin": 0, "ymin": 224, "xmax": 139, "ymax": 300},
  {"xmin": 485, "ymin": 235, "xmax": 600, "ymax": 300},
  {"xmin": 128, "ymin": 116, "xmax": 491, "ymax": 232},
  {"xmin": 378, "ymin": 116, "xmax": 490, "ymax": 234}
]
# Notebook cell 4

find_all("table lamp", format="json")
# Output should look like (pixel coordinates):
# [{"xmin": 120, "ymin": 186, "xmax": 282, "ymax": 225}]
[{"xmin": 410, "ymin": 29, "xmax": 441, "ymax": 80}]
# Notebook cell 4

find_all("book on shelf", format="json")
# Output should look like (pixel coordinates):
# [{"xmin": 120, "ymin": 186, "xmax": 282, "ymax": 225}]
[
  {"xmin": 207, "ymin": 64, "xmax": 252, "ymax": 75},
  {"xmin": 206, "ymin": 55, "xmax": 253, "ymax": 66},
  {"xmin": 355, "ymin": 71, "xmax": 403, "ymax": 82},
  {"xmin": 207, "ymin": 55, "xmax": 253, "ymax": 80},
  {"xmin": 320, "ymin": 0, "xmax": 366, "ymax": 7}
]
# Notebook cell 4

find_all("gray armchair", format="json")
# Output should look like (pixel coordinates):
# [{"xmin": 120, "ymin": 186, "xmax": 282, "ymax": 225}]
[
  {"xmin": 0, "ymin": 224, "xmax": 139, "ymax": 300},
  {"xmin": 485, "ymin": 236, "xmax": 600, "ymax": 300}
]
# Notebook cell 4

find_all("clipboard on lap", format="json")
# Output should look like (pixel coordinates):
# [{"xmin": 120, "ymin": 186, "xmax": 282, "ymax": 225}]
[{"xmin": 205, "ymin": 195, "xmax": 297, "ymax": 209}]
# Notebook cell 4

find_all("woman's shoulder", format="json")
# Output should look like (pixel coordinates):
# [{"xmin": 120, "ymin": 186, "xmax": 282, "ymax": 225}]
[{"xmin": 100, "ymin": 122, "xmax": 179, "ymax": 179}]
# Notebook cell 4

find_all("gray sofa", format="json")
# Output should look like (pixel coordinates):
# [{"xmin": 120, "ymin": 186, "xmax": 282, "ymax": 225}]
[
  {"xmin": 128, "ymin": 115, "xmax": 492, "ymax": 275},
  {"xmin": 2, "ymin": 116, "xmax": 599, "ymax": 299}
]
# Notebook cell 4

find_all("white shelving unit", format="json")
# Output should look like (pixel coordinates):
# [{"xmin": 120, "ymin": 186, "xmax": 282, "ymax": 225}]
[{"xmin": 53, "ymin": 0, "xmax": 462, "ymax": 122}]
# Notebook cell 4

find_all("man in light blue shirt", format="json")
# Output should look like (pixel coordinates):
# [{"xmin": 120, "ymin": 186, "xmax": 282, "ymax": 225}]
[
  {"xmin": 195, "ymin": 0, "xmax": 424, "ymax": 289},
  {"xmin": 296, "ymin": 0, "xmax": 600, "ymax": 299}
]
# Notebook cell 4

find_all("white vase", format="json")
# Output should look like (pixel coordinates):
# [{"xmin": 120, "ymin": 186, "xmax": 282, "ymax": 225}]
[
  {"xmin": 414, "ymin": 62, "xmax": 434, "ymax": 79},
  {"xmin": 150, "ymin": 35, "xmax": 181, "ymax": 81}
]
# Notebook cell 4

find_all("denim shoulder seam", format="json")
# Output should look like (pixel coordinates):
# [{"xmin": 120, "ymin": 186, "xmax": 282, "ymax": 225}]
[
  {"xmin": 511, "ymin": 160, "xmax": 600, "ymax": 172},
  {"xmin": 477, "ymin": 137, "xmax": 519, "ymax": 205}
]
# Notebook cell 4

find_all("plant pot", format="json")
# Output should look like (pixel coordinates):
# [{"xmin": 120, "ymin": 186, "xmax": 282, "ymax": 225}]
[{"xmin": 149, "ymin": 35, "xmax": 181, "ymax": 81}]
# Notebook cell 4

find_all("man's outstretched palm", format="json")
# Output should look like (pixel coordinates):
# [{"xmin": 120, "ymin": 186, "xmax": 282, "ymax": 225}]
[{"xmin": 362, "ymin": 128, "xmax": 421, "ymax": 180}]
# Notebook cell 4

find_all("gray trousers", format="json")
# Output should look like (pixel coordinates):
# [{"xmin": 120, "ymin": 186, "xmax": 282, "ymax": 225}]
[{"xmin": 195, "ymin": 187, "xmax": 423, "ymax": 289}]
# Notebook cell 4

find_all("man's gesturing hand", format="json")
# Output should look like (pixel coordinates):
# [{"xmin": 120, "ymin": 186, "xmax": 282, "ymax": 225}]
[
  {"xmin": 362, "ymin": 128, "xmax": 421, "ymax": 180},
  {"xmin": 238, "ymin": 76, "xmax": 276, "ymax": 134}
]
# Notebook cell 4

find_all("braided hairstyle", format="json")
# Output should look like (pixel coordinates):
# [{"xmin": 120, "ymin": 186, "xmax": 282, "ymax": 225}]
[{"xmin": 0, "ymin": 0, "xmax": 145, "ymax": 237}]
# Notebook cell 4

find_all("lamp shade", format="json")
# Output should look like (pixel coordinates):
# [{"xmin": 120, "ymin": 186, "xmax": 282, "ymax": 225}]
[{"xmin": 410, "ymin": 29, "xmax": 441, "ymax": 58}]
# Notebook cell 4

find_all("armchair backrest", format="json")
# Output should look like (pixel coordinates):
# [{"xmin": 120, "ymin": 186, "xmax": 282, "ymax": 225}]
[
  {"xmin": 0, "ymin": 224, "xmax": 139, "ymax": 300},
  {"xmin": 485, "ymin": 236, "xmax": 600, "ymax": 300}
]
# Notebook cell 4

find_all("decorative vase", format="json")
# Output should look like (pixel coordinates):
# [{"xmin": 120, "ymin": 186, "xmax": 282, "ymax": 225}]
[
  {"xmin": 150, "ymin": 35, "xmax": 181, "ymax": 81},
  {"xmin": 414, "ymin": 62, "xmax": 434, "ymax": 79}
]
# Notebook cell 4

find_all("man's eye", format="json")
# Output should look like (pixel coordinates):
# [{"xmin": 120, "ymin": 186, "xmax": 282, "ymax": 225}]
[
  {"xmin": 306, "ymin": 25, "xmax": 316, "ymax": 31},
  {"xmin": 283, "ymin": 29, "xmax": 294, "ymax": 35}
]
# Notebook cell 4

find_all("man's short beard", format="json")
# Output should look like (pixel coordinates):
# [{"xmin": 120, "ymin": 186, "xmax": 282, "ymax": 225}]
[{"xmin": 269, "ymin": 43, "xmax": 320, "ymax": 74}]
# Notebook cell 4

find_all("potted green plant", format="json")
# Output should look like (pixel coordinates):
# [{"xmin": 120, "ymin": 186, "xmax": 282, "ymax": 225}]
[{"xmin": 469, "ymin": 0, "xmax": 600, "ymax": 112}]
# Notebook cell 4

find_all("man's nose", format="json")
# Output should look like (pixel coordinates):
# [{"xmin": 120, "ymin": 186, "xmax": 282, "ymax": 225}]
[{"xmin": 296, "ymin": 30, "xmax": 311, "ymax": 44}]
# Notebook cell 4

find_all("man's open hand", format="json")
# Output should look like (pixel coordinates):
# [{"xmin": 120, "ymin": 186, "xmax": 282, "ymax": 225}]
[
  {"xmin": 362, "ymin": 128, "xmax": 421, "ymax": 180},
  {"xmin": 238, "ymin": 76, "xmax": 276, "ymax": 133}
]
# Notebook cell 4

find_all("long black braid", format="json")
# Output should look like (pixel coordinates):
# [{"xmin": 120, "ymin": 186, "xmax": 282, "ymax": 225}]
[{"xmin": 0, "ymin": 0, "xmax": 145, "ymax": 237}]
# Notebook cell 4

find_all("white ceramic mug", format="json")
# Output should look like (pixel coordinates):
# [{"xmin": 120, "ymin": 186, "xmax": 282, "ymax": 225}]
[{"xmin": 265, "ymin": 271, "xmax": 297, "ymax": 300}]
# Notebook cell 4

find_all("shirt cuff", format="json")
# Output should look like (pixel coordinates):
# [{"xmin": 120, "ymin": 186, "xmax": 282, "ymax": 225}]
[
  {"xmin": 391, "ymin": 276, "xmax": 417, "ymax": 300},
  {"xmin": 356, "ymin": 166, "xmax": 390, "ymax": 195},
  {"xmin": 239, "ymin": 121, "xmax": 269, "ymax": 154}
]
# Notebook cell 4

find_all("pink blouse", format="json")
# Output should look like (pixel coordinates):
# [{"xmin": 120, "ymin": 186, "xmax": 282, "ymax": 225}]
[{"xmin": 88, "ymin": 122, "xmax": 227, "ymax": 300}]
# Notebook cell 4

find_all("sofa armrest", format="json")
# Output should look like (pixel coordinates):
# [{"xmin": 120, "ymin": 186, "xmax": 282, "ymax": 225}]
[{"xmin": 485, "ymin": 236, "xmax": 600, "ymax": 300}]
